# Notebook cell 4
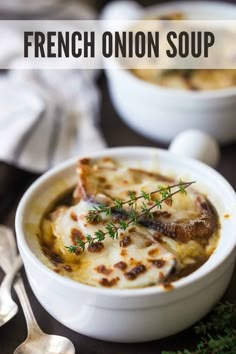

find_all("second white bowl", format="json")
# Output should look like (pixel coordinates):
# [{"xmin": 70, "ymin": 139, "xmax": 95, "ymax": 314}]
[{"xmin": 105, "ymin": 1, "xmax": 236, "ymax": 144}]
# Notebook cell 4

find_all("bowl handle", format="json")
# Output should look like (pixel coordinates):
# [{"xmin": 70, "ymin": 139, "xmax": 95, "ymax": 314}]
[{"xmin": 169, "ymin": 129, "xmax": 220, "ymax": 168}]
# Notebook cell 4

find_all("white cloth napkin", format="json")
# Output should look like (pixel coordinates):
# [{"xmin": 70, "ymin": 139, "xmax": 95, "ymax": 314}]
[
  {"xmin": 0, "ymin": 1, "xmax": 106, "ymax": 173},
  {"xmin": 0, "ymin": 69, "xmax": 106, "ymax": 173},
  {"xmin": 0, "ymin": 0, "xmax": 96, "ymax": 18}
]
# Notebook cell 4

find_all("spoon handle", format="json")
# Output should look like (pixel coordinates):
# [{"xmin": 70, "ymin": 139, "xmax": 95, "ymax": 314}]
[
  {"xmin": 0, "ymin": 226, "xmax": 17, "ymax": 272},
  {"xmin": 14, "ymin": 276, "xmax": 43, "ymax": 336},
  {"xmin": 0, "ymin": 256, "xmax": 22, "ymax": 296}
]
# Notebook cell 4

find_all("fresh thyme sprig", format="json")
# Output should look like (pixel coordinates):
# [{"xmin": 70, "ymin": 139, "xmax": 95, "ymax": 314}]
[
  {"xmin": 162, "ymin": 301, "xmax": 236, "ymax": 354},
  {"xmin": 86, "ymin": 180, "xmax": 194, "ymax": 223},
  {"xmin": 66, "ymin": 180, "xmax": 195, "ymax": 254}
]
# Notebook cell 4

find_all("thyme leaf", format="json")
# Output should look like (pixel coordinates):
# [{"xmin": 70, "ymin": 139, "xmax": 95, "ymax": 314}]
[{"xmin": 67, "ymin": 180, "xmax": 195, "ymax": 254}]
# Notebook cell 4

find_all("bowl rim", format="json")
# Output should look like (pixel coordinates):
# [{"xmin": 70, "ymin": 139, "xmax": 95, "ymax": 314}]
[
  {"xmin": 111, "ymin": 0, "xmax": 236, "ymax": 99},
  {"xmin": 15, "ymin": 146, "xmax": 236, "ymax": 297}
]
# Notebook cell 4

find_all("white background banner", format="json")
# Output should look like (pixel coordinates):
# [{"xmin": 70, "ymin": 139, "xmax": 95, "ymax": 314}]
[{"xmin": 0, "ymin": 20, "xmax": 236, "ymax": 69}]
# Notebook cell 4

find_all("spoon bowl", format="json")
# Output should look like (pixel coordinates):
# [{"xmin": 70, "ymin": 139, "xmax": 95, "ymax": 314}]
[
  {"xmin": 12, "ymin": 275, "xmax": 76, "ymax": 354},
  {"xmin": 14, "ymin": 333, "xmax": 76, "ymax": 354},
  {"xmin": 0, "ymin": 255, "xmax": 22, "ymax": 327},
  {"xmin": 0, "ymin": 225, "xmax": 75, "ymax": 354},
  {"xmin": 0, "ymin": 299, "xmax": 18, "ymax": 327},
  {"xmin": 0, "ymin": 226, "xmax": 19, "ymax": 326}
]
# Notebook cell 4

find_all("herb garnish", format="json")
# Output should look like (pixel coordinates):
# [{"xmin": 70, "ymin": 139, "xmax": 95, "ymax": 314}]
[
  {"xmin": 162, "ymin": 301, "xmax": 236, "ymax": 354},
  {"xmin": 66, "ymin": 180, "xmax": 195, "ymax": 253}
]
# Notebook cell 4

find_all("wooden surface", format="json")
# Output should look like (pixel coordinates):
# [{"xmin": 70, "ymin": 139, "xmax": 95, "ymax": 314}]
[{"xmin": 0, "ymin": 74, "xmax": 235, "ymax": 354}]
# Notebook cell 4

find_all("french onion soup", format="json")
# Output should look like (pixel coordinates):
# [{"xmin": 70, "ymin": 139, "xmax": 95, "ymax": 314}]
[{"xmin": 39, "ymin": 157, "xmax": 219, "ymax": 289}]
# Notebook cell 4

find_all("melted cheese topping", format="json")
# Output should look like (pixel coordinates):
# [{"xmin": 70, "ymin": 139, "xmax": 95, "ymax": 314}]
[
  {"xmin": 40, "ymin": 158, "xmax": 219, "ymax": 289},
  {"xmin": 75, "ymin": 158, "xmax": 204, "ymax": 225},
  {"xmin": 43, "ymin": 200, "xmax": 175, "ymax": 288}
]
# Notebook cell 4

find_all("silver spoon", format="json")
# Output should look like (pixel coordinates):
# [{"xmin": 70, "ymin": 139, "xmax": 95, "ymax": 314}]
[
  {"xmin": 0, "ymin": 225, "xmax": 18, "ymax": 271},
  {"xmin": 0, "ymin": 226, "xmax": 75, "ymax": 354},
  {"xmin": 0, "ymin": 225, "xmax": 21, "ymax": 326},
  {"xmin": 0, "ymin": 255, "xmax": 22, "ymax": 327}
]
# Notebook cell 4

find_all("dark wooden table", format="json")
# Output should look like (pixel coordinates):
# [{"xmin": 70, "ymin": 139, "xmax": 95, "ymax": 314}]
[{"xmin": 0, "ymin": 74, "xmax": 235, "ymax": 354}]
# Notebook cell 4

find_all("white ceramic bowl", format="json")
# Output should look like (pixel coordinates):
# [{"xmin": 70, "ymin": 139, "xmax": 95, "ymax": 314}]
[
  {"xmin": 15, "ymin": 147, "xmax": 236, "ymax": 342},
  {"xmin": 104, "ymin": 1, "xmax": 236, "ymax": 144}
]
